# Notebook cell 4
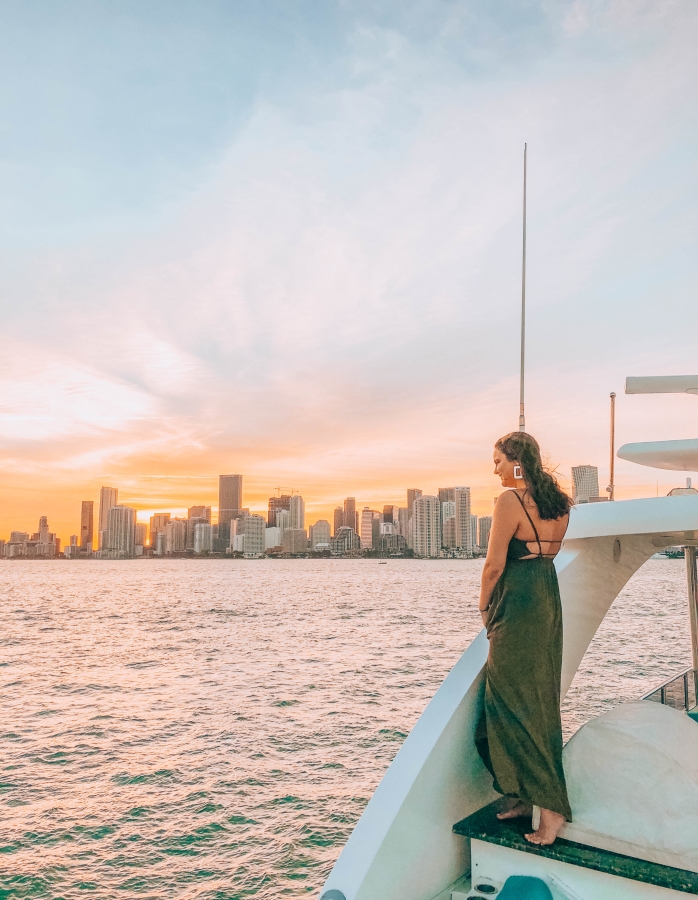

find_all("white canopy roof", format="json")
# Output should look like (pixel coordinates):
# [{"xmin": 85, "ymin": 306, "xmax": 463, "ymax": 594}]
[
  {"xmin": 626, "ymin": 375, "xmax": 698, "ymax": 394},
  {"xmin": 617, "ymin": 438, "xmax": 698, "ymax": 472}
]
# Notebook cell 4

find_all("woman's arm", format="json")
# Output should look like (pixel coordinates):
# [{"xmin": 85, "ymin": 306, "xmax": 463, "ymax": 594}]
[{"xmin": 479, "ymin": 491, "xmax": 519, "ymax": 622}]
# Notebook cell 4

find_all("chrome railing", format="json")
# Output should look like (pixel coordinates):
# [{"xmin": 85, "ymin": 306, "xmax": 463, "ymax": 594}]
[{"xmin": 642, "ymin": 667, "xmax": 697, "ymax": 711}]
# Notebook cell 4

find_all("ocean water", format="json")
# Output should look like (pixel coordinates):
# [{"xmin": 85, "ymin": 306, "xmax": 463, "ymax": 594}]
[{"xmin": 0, "ymin": 558, "xmax": 692, "ymax": 899}]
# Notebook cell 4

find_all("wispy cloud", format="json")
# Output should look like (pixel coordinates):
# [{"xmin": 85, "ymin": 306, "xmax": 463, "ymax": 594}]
[{"xmin": 0, "ymin": 0, "xmax": 696, "ymax": 536}]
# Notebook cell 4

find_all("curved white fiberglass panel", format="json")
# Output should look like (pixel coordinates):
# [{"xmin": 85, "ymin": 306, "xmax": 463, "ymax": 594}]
[
  {"xmin": 561, "ymin": 701, "xmax": 698, "ymax": 873},
  {"xmin": 617, "ymin": 439, "xmax": 698, "ymax": 472},
  {"xmin": 318, "ymin": 496, "xmax": 698, "ymax": 900}
]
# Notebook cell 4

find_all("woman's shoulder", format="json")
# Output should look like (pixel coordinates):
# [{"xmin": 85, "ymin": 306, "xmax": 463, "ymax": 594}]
[{"xmin": 495, "ymin": 489, "xmax": 523, "ymax": 510}]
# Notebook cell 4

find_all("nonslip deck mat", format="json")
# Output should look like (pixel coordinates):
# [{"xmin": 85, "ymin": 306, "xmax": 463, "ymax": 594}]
[{"xmin": 453, "ymin": 801, "xmax": 698, "ymax": 895}]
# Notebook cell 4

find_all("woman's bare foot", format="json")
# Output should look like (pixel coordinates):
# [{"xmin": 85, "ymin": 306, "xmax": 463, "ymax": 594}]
[
  {"xmin": 525, "ymin": 808, "xmax": 566, "ymax": 845},
  {"xmin": 497, "ymin": 800, "xmax": 532, "ymax": 820}
]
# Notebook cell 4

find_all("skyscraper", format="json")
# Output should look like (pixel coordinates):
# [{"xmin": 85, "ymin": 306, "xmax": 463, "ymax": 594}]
[
  {"xmin": 268, "ymin": 494, "xmax": 291, "ymax": 527},
  {"xmin": 276, "ymin": 508, "xmax": 291, "ymax": 538},
  {"xmin": 333, "ymin": 506, "xmax": 344, "ymax": 537},
  {"xmin": 360, "ymin": 508, "xmax": 375, "ymax": 549},
  {"xmin": 149, "ymin": 514, "xmax": 170, "ymax": 550},
  {"xmin": 441, "ymin": 500, "xmax": 456, "ymax": 549},
  {"xmin": 98, "ymin": 486, "xmax": 118, "ymax": 550},
  {"xmin": 443, "ymin": 517, "xmax": 456, "ymax": 548},
  {"xmin": 343, "ymin": 497, "xmax": 357, "ymax": 532},
  {"xmin": 135, "ymin": 523, "xmax": 147, "ymax": 548},
  {"xmin": 407, "ymin": 489, "xmax": 423, "ymax": 511},
  {"xmin": 309, "ymin": 520, "xmax": 331, "ymax": 548},
  {"xmin": 165, "ymin": 518, "xmax": 188, "ymax": 553},
  {"xmin": 218, "ymin": 474, "xmax": 243, "ymax": 542},
  {"xmin": 106, "ymin": 506, "xmax": 136, "ymax": 557},
  {"xmin": 193, "ymin": 522, "xmax": 214, "ymax": 553},
  {"xmin": 470, "ymin": 514, "xmax": 478, "ymax": 550},
  {"xmin": 414, "ymin": 496, "xmax": 441, "ymax": 558},
  {"xmin": 438, "ymin": 488, "xmax": 455, "ymax": 504},
  {"xmin": 188, "ymin": 506, "xmax": 212, "ymax": 522},
  {"xmin": 454, "ymin": 486, "xmax": 473, "ymax": 552},
  {"xmin": 80, "ymin": 501, "xmax": 94, "ymax": 550},
  {"xmin": 282, "ymin": 528, "xmax": 308, "ymax": 554},
  {"xmin": 478, "ymin": 516, "xmax": 493, "ymax": 549},
  {"xmin": 241, "ymin": 514, "xmax": 266, "ymax": 557},
  {"xmin": 572, "ymin": 465, "xmax": 600, "ymax": 504},
  {"xmin": 441, "ymin": 500, "xmax": 456, "ymax": 525},
  {"xmin": 289, "ymin": 495, "xmax": 305, "ymax": 529},
  {"xmin": 382, "ymin": 505, "xmax": 398, "ymax": 524}
]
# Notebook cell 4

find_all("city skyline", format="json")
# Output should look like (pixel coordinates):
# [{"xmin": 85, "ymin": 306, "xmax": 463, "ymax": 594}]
[
  {"xmin": 2, "ymin": 457, "xmax": 674, "ymax": 554},
  {"xmin": 2, "ymin": 455, "xmax": 692, "ymax": 548}
]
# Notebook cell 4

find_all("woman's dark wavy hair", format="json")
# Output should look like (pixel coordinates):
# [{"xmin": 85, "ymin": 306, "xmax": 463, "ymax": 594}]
[{"xmin": 495, "ymin": 432, "xmax": 571, "ymax": 520}]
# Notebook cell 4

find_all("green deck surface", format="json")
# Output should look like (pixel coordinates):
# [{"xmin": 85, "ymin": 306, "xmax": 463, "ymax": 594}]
[{"xmin": 453, "ymin": 801, "xmax": 698, "ymax": 895}]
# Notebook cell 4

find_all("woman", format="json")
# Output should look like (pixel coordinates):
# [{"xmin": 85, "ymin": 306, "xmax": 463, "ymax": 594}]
[{"xmin": 475, "ymin": 431, "xmax": 572, "ymax": 846}]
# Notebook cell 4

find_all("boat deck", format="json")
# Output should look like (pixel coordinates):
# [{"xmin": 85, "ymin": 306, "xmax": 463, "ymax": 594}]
[{"xmin": 453, "ymin": 801, "xmax": 698, "ymax": 895}]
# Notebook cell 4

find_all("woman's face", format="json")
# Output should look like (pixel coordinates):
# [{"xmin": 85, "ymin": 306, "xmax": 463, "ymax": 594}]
[{"xmin": 493, "ymin": 447, "xmax": 520, "ymax": 488}]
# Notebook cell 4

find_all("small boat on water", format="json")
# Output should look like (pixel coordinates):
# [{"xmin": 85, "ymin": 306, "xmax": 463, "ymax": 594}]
[{"xmin": 319, "ymin": 375, "xmax": 698, "ymax": 900}]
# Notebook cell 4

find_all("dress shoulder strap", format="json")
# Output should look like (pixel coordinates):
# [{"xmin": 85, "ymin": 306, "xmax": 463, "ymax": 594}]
[{"xmin": 512, "ymin": 490, "xmax": 543, "ymax": 557}]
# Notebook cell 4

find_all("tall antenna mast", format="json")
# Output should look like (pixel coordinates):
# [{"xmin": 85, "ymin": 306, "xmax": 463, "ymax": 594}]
[{"xmin": 519, "ymin": 143, "xmax": 527, "ymax": 432}]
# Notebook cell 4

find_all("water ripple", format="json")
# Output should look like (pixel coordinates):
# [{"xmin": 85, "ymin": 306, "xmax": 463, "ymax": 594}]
[{"xmin": 0, "ymin": 559, "xmax": 691, "ymax": 898}]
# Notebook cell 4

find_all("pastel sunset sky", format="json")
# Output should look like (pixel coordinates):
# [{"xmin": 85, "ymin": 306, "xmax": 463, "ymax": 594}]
[{"xmin": 1, "ymin": 0, "xmax": 696, "ymax": 541}]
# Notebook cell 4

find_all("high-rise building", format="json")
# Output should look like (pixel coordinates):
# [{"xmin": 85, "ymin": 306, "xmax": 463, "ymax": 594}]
[
  {"xmin": 165, "ymin": 518, "xmax": 188, "ymax": 553},
  {"xmin": 454, "ymin": 486, "xmax": 473, "ymax": 552},
  {"xmin": 407, "ymin": 489, "xmax": 423, "ymax": 511},
  {"xmin": 441, "ymin": 500, "xmax": 456, "ymax": 525},
  {"xmin": 80, "ymin": 501, "xmax": 94, "ymax": 550},
  {"xmin": 309, "ymin": 519, "xmax": 331, "ymax": 548},
  {"xmin": 470, "ymin": 515, "xmax": 478, "ymax": 550},
  {"xmin": 188, "ymin": 506, "xmax": 212, "ymax": 522},
  {"xmin": 443, "ymin": 517, "xmax": 456, "ymax": 548},
  {"xmin": 135, "ymin": 523, "xmax": 147, "ymax": 548},
  {"xmin": 276, "ymin": 508, "xmax": 291, "ymax": 539},
  {"xmin": 194, "ymin": 522, "xmax": 214, "ymax": 554},
  {"xmin": 397, "ymin": 507, "xmax": 409, "ymax": 538},
  {"xmin": 98, "ymin": 487, "xmax": 118, "ymax": 550},
  {"xmin": 218, "ymin": 474, "xmax": 243, "ymax": 542},
  {"xmin": 241, "ymin": 514, "xmax": 266, "ymax": 556},
  {"xmin": 572, "ymin": 465, "xmax": 600, "ymax": 504},
  {"xmin": 330, "ymin": 526, "xmax": 360, "ymax": 555},
  {"xmin": 478, "ymin": 516, "xmax": 492, "ymax": 549},
  {"xmin": 343, "ymin": 497, "xmax": 357, "ymax": 532},
  {"xmin": 383, "ymin": 505, "xmax": 398, "ymax": 524},
  {"xmin": 268, "ymin": 494, "xmax": 291, "ymax": 527},
  {"xmin": 186, "ymin": 516, "xmax": 208, "ymax": 550},
  {"xmin": 106, "ymin": 506, "xmax": 136, "ymax": 557},
  {"xmin": 442, "ymin": 501, "xmax": 456, "ymax": 548},
  {"xmin": 282, "ymin": 528, "xmax": 308, "ymax": 554},
  {"xmin": 333, "ymin": 506, "xmax": 344, "ymax": 537},
  {"xmin": 372, "ymin": 513, "xmax": 381, "ymax": 548},
  {"xmin": 265, "ymin": 526, "xmax": 281, "ymax": 550},
  {"xmin": 438, "ymin": 488, "xmax": 455, "ymax": 504},
  {"xmin": 414, "ymin": 496, "xmax": 441, "ymax": 558},
  {"xmin": 38, "ymin": 516, "xmax": 50, "ymax": 543},
  {"xmin": 360, "ymin": 508, "xmax": 377, "ymax": 549},
  {"xmin": 289, "ymin": 495, "xmax": 305, "ymax": 530},
  {"xmin": 149, "ymin": 514, "xmax": 170, "ymax": 550}
]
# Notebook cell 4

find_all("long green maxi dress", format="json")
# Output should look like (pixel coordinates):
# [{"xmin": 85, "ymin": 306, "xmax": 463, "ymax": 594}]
[{"xmin": 475, "ymin": 493, "xmax": 572, "ymax": 820}]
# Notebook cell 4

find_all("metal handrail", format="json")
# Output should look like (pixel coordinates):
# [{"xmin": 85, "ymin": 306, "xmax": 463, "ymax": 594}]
[{"xmin": 642, "ymin": 666, "xmax": 697, "ymax": 711}]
